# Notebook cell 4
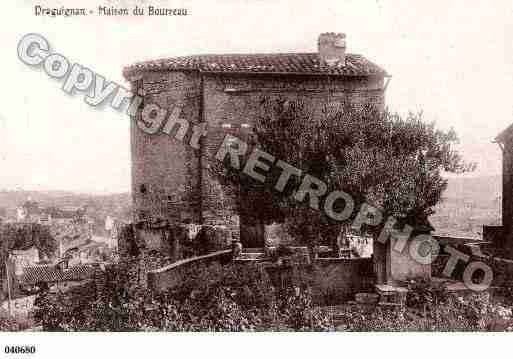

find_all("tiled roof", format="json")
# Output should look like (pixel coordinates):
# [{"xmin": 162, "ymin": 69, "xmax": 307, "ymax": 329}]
[
  {"xmin": 123, "ymin": 53, "xmax": 388, "ymax": 79},
  {"xmin": 18, "ymin": 265, "xmax": 96, "ymax": 285},
  {"xmin": 46, "ymin": 206, "xmax": 84, "ymax": 219}
]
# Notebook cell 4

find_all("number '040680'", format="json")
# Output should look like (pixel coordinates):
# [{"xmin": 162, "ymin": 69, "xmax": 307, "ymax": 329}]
[{"xmin": 4, "ymin": 345, "xmax": 36, "ymax": 354}]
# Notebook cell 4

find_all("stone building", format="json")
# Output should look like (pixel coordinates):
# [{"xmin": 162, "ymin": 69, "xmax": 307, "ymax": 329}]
[
  {"xmin": 492, "ymin": 123, "xmax": 513, "ymax": 256},
  {"xmin": 123, "ymin": 33, "xmax": 389, "ymax": 248}
]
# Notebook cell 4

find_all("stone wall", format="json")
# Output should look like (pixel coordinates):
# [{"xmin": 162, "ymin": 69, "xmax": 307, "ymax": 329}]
[
  {"xmin": 132, "ymin": 70, "xmax": 385, "ymax": 247},
  {"xmin": 389, "ymin": 237, "xmax": 431, "ymax": 283},
  {"xmin": 131, "ymin": 72, "xmax": 202, "ymax": 224},
  {"xmin": 433, "ymin": 249, "xmax": 513, "ymax": 288},
  {"xmin": 200, "ymin": 73, "xmax": 385, "ymax": 243},
  {"xmin": 146, "ymin": 249, "xmax": 233, "ymax": 291},
  {"xmin": 314, "ymin": 258, "xmax": 374, "ymax": 302},
  {"xmin": 374, "ymin": 236, "xmax": 431, "ymax": 285},
  {"xmin": 483, "ymin": 226, "xmax": 506, "ymax": 256},
  {"xmin": 265, "ymin": 258, "xmax": 375, "ymax": 304},
  {"xmin": 503, "ymin": 138, "xmax": 513, "ymax": 253},
  {"xmin": 117, "ymin": 222, "xmax": 231, "ymax": 262},
  {"xmin": 147, "ymin": 254, "xmax": 374, "ymax": 305}
]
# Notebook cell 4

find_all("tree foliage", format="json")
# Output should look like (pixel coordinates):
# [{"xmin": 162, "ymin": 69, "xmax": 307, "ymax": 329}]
[
  {"xmin": 0, "ymin": 223, "xmax": 57, "ymax": 279},
  {"xmin": 0, "ymin": 223, "xmax": 57, "ymax": 257},
  {"xmin": 212, "ymin": 98, "xmax": 475, "ymax": 245}
]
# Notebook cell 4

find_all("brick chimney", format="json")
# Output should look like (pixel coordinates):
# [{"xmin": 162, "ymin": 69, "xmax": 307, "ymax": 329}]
[{"xmin": 318, "ymin": 33, "xmax": 346, "ymax": 66}]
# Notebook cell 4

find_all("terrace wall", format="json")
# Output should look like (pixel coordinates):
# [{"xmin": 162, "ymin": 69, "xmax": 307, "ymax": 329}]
[{"xmin": 147, "ymin": 253, "xmax": 374, "ymax": 304}]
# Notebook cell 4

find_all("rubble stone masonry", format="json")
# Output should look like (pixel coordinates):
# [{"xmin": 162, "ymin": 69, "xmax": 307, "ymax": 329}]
[{"xmin": 131, "ymin": 71, "xmax": 385, "ymax": 243}]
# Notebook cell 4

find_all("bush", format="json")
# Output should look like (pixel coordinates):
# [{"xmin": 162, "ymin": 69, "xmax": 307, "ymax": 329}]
[
  {"xmin": 334, "ymin": 279, "xmax": 513, "ymax": 331},
  {"xmin": 0, "ymin": 310, "xmax": 33, "ymax": 331},
  {"xmin": 32, "ymin": 261, "xmax": 333, "ymax": 331},
  {"xmin": 32, "ymin": 268, "xmax": 513, "ymax": 332}
]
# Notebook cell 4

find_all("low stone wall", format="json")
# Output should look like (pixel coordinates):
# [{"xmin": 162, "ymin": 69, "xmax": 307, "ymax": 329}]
[
  {"xmin": 482, "ymin": 226, "xmax": 505, "ymax": 251},
  {"xmin": 432, "ymin": 247, "xmax": 513, "ymax": 288},
  {"xmin": 475, "ymin": 255, "xmax": 513, "ymax": 287},
  {"xmin": 146, "ymin": 249, "xmax": 233, "ymax": 292},
  {"xmin": 147, "ymin": 250, "xmax": 374, "ymax": 304},
  {"xmin": 265, "ymin": 258, "xmax": 374, "ymax": 304},
  {"xmin": 315, "ymin": 258, "xmax": 374, "ymax": 294},
  {"xmin": 431, "ymin": 236, "xmax": 488, "ymax": 280}
]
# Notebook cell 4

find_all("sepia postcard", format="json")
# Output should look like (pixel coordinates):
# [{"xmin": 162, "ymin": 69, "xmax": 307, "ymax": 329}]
[{"xmin": 1, "ymin": 0, "xmax": 512, "ymax": 357}]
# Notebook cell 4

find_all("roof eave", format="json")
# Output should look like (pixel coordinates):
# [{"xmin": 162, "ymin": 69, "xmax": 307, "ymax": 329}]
[
  {"xmin": 197, "ymin": 69, "xmax": 390, "ymax": 77},
  {"xmin": 123, "ymin": 67, "xmax": 389, "ymax": 81}
]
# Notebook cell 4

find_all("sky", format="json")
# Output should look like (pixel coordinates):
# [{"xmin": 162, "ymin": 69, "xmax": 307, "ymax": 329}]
[{"xmin": 1, "ymin": 0, "xmax": 512, "ymax": 193}]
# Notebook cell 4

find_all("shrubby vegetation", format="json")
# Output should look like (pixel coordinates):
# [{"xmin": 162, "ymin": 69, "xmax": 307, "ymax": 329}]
[
  {"xmin": 0, "ymin": 310, "xmax": 34, "ymax": 332},
  {"xmin": 30, "ymin": 260, "xmax": 513, "ymax": 332},
  {"xmin": 32, "ymin": 261, "xmax": 333, "ymax": 331},
  {"xmin": 335, "ymin": 280, "xmax": 513, "ymax": 331}
]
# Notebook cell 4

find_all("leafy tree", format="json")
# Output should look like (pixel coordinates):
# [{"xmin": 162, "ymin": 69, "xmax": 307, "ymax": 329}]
[
  {"xmin": 212, "ymin": 98, "xmax": 475, "ymax": 250},
  {"xmin": 0, "ymin": 223, "xmax": 57, "ymax": 282},
  {"xmin": 0, "ymin": 223, "xmax": 57, "ymax": 258}
]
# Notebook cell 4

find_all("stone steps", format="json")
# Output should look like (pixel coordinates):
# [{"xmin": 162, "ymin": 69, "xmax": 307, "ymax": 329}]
[{"xmin": 235, "ymin": 252, "xmax": 265, "ymax": 260}]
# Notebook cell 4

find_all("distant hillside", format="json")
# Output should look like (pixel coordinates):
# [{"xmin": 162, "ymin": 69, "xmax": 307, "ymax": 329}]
[
  {"xmin": 0, "ymin": 175, "xmax": 503, "ymax": 240},
  {"xmin": 0, "ymin": 190, "xmax": 132, "ymax": 236},
  {"xmin": 431, "ymin": 175, "xmax": 502, "ymax": 238},
  {"xmin": 0, "ymin": 190, "xmax": 131, "ymax": 211},
  {"xmin": 441, "ymin": 175, "xmax": 501, "ymax": 203}
]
